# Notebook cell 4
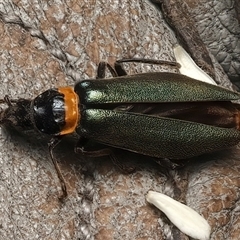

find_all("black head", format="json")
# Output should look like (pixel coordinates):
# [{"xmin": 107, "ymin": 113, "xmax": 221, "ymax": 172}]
[
  {"xmin": 32, "ymin": 89, "xmax": 66, "ymax": 135},
  {"xmin": 0, "ymin": 96, "xmax": 33, "ymax": 132},
  {"xmin": 0, "ymin": 87, "xmax": 79, "ymax": 136}
]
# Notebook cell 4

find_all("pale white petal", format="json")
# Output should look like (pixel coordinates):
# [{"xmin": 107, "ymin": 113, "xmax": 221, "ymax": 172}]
[
  {"xmin": 146, "ymin": 191, "xmax": 211, "ymax": 240},
  {"xmin": 174, "ymin": 45, "xmax": 216, "ymax": 85}
]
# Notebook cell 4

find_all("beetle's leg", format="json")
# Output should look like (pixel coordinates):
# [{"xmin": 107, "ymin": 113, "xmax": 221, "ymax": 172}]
[
  {"xmin": 48, "ymin": 136, "xmax": 67, "ymax": 200},
  {"xmin": 75, "ymin": 144, "xmax": 112, "ymax": 157},
  {"xmin": 96, "ymin": 58, "xmax": 180, "ymax": 79},
  {"xmin": 75, "ymin": 137, "xmax": 135, "ymax": 173},
  {"xmin": 109, "ymin": 153, "xmax": 136, "ymax": 173},
  {"xmin": 75, "ymin": 137, "xmax": 112, "ymax": 156},
  {"xmin": 154, "ymin": 158, "xmax": 186, "ymax": 169},
  {"xmin": 97, "ymin": 58, "xmax": 180, "ymax": 78},
  {"xmin": 114, "ymin": 61, "xmax": 128, "ymax": 76},
  {"xmin": 116, "ymin": 58, "xmax": 181, "ymax": 69},
  {"xmin": 113, "ymin": 58, "xmax": 180, "ymax": 77},
  {"xmin": 97, "ymin": 62, "xmax": 118, "ymax": 79}
]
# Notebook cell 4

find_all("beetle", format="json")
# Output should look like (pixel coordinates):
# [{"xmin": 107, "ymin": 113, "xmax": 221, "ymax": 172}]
[{"xmin": 1, "ymin": 58, "xmax": 240, "ymax": 198}]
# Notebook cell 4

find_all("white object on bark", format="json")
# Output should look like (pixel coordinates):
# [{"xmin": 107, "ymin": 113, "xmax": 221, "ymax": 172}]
[
  {"xmin": 174, "ymin": 45, "xmax": 216, "ymax": 85},
  {"xmin": 146, "ymin": 191, "xmax": 211, "ymax": 240}
]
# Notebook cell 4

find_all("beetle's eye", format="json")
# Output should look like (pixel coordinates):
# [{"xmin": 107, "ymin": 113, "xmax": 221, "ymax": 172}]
[{"xmin": 32, "ymin": 89, "xmax": 66, "ymax": 135}]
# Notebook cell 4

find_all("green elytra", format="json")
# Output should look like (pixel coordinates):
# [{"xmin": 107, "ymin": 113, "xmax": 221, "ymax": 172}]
[{"xmin": 75, "ymin": 71, "xmax": 240, "ymax": 159}]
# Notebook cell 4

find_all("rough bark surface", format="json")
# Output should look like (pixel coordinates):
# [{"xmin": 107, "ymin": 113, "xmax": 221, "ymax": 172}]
[
  {"xmin": 185, "ymin": 0, "xmax": 240, "ymax": 85},
  {"xmin": 0, "ymin": 1, "xmax": 240, "ymax": 239}
]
